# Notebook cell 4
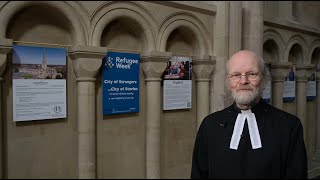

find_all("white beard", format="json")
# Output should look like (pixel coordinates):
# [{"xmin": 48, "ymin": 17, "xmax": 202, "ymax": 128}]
[{"xmin": 231, "ymin": 86, "xmax": 261, "ymax": 105}]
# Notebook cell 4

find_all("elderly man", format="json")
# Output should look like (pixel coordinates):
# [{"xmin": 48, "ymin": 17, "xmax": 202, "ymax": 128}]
[{"xmin": 191, "ymin": 50, "xmax": 307, "ymax": 178}]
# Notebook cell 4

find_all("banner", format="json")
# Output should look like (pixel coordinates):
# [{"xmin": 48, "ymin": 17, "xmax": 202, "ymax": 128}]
[
  {"xmin": 163, "ymin": 56, "xmax": 192, "ymax": 110},
  {"xmin": 102, "ymin": 51, "xmax": 140, "ymax": 115},
  {"xmin": 283, "ymin": 65, "xmax": 295, "ymax": 102},
  {"xmin": 12, "ymin": 45, "xmax": 67, "ymax": 122}
]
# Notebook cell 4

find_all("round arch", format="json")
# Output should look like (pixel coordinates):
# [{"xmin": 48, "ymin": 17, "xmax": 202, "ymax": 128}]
[
  {"xmin": 284, "ymin": 34, "xmax": 308, "ymax": 64},
  {"xmin": 308, "ymin": 38, "xmax": 320, "ymax": 65},
  {"xmin": 158, "ymin": 12, "xmax": 211, "ymax": 56},
  {"xmin": 91, "ymin": 1, "xmax": 156, "ymax": 50},
  {"xmin": 263, "ymin": 29, "xmax": 285, "ymax": 62},
  {"xmin": 0, "ymin": 1, "xmax": 87, "ymax": 45}
]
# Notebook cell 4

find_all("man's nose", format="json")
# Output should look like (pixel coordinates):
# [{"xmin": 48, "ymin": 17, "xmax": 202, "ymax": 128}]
[{"xmin": 238, "ymin": 75, "xmax": 249, "ymax": 84}]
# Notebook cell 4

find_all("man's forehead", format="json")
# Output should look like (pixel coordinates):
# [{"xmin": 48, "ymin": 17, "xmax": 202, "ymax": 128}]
[
  {"xmin": 230, "ymin": 51, "xmax": 257, "ymax": 62},
  {"xmin": 227, "ymin": 57, "xmax": 260, "ymax": 74}
]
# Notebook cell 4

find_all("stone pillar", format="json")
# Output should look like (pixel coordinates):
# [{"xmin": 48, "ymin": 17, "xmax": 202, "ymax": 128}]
[
  {"xmin": 296, "ymin": 65, "xmax": 314, "ymax": 144},
  {"xmin": 313, "ymin": 69, "xmax": 320, "ymax": 161},
  {"xmin": 140, "ymin": 51, "xmax": 171, "ymax": 179},
  {"xmin": 68, "ymin": 46, "xmax": 106, "ymax": 179},
  {"xmin": 270, "ymin": 63, "xmax": 292, "ymax": 110},
  {"xmin": 229, "ymin": 1, "xmax": 242, "ymax": 56},
  {"xmin": 242, "ymin": 1, "xmax": 264, "ymax": 57},
  {"xmin": 0, "ymin": 38, "xmax": 12, "ymax": 178},
  {"xmin": 192, "ymin": 55, "xmax": 215, "ymax": 130},
  {"xmin": 278, "ymin": 1, "xmax": 294, "ymax": 21}
]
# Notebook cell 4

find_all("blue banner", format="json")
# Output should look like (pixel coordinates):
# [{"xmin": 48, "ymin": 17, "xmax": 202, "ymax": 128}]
[{"xmin": 102, "ymin": 51, "xmax": 140, "ymax": 115}]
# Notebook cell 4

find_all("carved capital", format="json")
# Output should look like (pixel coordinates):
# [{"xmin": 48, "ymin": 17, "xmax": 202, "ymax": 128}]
[
  {"xmin": 0, "ymin": 38, "xmax": 13, "ymax": 77},
  {"xmin": 68, "ymin": 46, "xmax": 106, "ymax": 80},
  {"xmin": 192, "ymin": 55, "xmax": 215, "ymax": 81},
  {"xmin": 295, "ymin": 64, "xmax": 315, "ymax": 82},
  {"xmin": 140, "ymin": 51, "xmax": 172, "ymax": 81},
  {"xmin": 270, "ymin": 62, "xmax": 292, "ymax": 81}
]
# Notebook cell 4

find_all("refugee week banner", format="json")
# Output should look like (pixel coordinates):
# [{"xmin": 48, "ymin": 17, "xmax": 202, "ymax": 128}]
[
  {"xmin": 283, "ymin": 65, "xmax": 296, "ymax": 102},
  {"xmin": 102, "ymin": 51, "xmax": 140, "ymax": 115}
]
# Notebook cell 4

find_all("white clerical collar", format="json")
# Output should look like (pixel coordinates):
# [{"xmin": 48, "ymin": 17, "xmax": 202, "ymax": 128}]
[{"xmin": 229, "ymin": 109, "xmax": 262, "ymax": 150}]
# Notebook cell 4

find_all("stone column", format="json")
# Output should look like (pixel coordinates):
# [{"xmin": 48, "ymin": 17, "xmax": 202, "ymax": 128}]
[
  {"xmin": 68, "ymin": 46, "xmax": 106, "ymax": 179},
  {"xmin": 296, "ymin": 65, "xmax": 314, "ymax": 144},
  {"xmin": 242, "ymin": 1, "xmax": 264, "ymax": 56},
  {"xmin": 0, "ymin": 38, "xmax": 12, "ymax": 178},
  {"xmin": 229, "ymin": 1, "xmax": 242, "ymax": 56},
  {"xmin": 192, "ymin": 55, "xmax": 215, "ymax": 130},
  {"xmin": 270, "ymin": 63, "xmax": 292, "ymax": 110},
  {"xmin": 278, "ymin": 1, "xmax": 294, "ymax": 21},
  {"xmin": 313, "ymin": 69, "xmax": 320, "ymax": 161},
  {"xmin": 140, "ymin": 50, "xmax": 171, "ymax": 179}
]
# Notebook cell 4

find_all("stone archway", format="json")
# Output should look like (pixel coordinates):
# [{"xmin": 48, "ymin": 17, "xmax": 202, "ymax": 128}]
[
  {"xmin": 263, "ymin": 39, "xmax": 280, "ymax": 63},
  {"xmin": 0, "ymin": 1, "xmax": 86, "ymax": 45}
]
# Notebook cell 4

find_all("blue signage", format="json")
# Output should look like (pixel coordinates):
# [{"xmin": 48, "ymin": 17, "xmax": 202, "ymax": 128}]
[{"xmin": 102, "ymin": 51, "xmax": 140, "ymax": 115}]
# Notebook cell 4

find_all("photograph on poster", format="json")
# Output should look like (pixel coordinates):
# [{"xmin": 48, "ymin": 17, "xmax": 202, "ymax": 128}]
[
  {"xmin": 13, "ymin": 45, "xmax": 66, "ymax": 79},
  {"xmin": 162, "ymin": 56, "xmax": 192, "ymax": 80}
]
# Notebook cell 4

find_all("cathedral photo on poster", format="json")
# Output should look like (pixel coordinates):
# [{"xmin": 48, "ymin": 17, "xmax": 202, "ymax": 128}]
[{"xmin": 12, "ymin": 45, "xmax": 66, "ymax": 79}]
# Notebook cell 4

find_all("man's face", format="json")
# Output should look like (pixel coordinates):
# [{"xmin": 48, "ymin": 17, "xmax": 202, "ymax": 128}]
[{"xmin": 226, "ymin": 51, "xmax": 263, "ymax": 105}]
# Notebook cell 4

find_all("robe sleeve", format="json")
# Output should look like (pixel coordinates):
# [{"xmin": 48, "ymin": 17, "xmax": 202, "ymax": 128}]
[
  {"xmin": 191, "ymin": 119, "xmax": 209, "ymax": 179},
  {"xmin": 284, "ymin": 118, "xmax": 308, "ymax": 178}
]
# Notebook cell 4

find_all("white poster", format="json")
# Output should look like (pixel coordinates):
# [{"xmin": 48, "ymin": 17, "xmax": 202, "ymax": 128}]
[
  {"xmin": 12, "ymin": 45, "xmax": 67, "ymax": 122},
  {"xmin": 262, "ymin": 63, "xmax": 271, "ymax": 103},
  {"xmin": 262, "ymin": 80, "xmax": 271, "ymax": 103},
  {"xmin": 163, "ymin": 56, "xmax": 192, "ymax": 110},
  {"xmin": 283, "ymin": 65, "xmax": 296, "ymax": 102},
  {"xmin": 307, "ymin": 69, "xmax": 316, "ymax": 101},
  {"xmin": 13, "ymin": 79, "xmax": 67, "ymax": 121}
]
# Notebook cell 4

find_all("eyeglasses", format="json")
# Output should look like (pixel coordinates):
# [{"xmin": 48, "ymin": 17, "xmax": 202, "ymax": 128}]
[{"xmin": 227, "ymin": 72, "xmax": 260, "ymax": 81}]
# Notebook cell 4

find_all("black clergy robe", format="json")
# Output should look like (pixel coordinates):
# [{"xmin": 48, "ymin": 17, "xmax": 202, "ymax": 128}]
[{"xmin": 191, "ymin": 99, "xmax": 307, "ymax": 179}]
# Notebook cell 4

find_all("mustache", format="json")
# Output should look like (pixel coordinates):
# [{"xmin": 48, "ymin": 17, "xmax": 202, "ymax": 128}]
[{"xmin": 236, "ymin": 85, "xmax": 254, "ymax": 91}]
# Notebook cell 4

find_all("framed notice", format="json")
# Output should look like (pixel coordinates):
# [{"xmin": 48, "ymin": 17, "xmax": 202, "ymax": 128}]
[
  {"xmin": 12, "ymin": 45, "xmax": 67, "ymax": 122},
  {"xmin": 262, "ymin": 63, "xmax": 271, "ymax": 103},
  {"xmin": 307, "ymin": 66, "xmax": 318, "ymax": 101},
  {"xmin": 102, "ymin": 51, "xmax": 140, "ymax": 115},
  {"xmin": 163, "ymin": 56, "xmax": 192, "ymax": 110},
  {"xmin": 283, "ymin": 65, "xmax": 295, "ymax": 102}
]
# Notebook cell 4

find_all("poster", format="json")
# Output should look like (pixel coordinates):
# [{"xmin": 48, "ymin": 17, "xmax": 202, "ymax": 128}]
[
  {"xmin": 307, "ymin": 66, "xmax": 318, "ymax": 101},
  {"xmin": 283, "ymin": 65, "xmax": 295, "ymax": 102},
  {"xmin": 12, "ymin": 45, "xmax": 67, "ymax": 122},
  {"xmin": 262, "ymin": 63, "xmax": 271, "ymax": 103},
  {"xmin": 102, "ymin": 51, "xmax": 140, "ymax": 115},
  {"xmin": 163, "ymin": 56, "xmax": 192, "ymax": 110}
]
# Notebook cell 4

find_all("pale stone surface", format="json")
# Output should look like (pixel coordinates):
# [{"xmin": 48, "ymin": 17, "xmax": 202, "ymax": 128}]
[
  {"xmin": 69, "ymin": 46, "xmax": 105, "ymax": 179},
  {"xmin": 192, "ymin": 55, "xmax": 215, "ymax": 129},
  {"xmin": 141, "ymin": 51, "xmax": 171, "ymax": 179},
  {"xmin": 270, "ymin": 63, "xmax": 292, "ymax": 110},
  {"xmin": 296, "ymin": 65, "xmax": 315, "ymax": 146},
  {"xmin": 0, "ymin": 1, "xmax": 319, "ymax": 179},
  {"xmin": 242, "ymin": 1, "xmax": 264, "ymax": 57}
]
